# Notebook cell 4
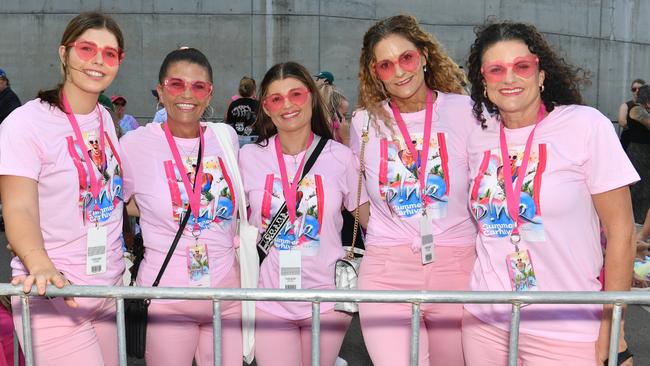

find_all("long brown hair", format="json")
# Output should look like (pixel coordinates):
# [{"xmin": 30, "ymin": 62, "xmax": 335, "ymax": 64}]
[
  {"xmin": 255, "ymin": 62, "xmax": 333, "ymax": 146},
  {"xmin": 358, "ymin": 14, "xmax": 466, "ymax": 130},
  {"xmin": 37, "ymin": 12, "xmax": 124, "ymax": 111}
]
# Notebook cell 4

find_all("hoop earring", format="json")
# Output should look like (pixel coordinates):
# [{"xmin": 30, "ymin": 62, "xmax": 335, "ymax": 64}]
[{"xmin": 483, "ymin": 89, "xmax": 488, "ymax": 99}]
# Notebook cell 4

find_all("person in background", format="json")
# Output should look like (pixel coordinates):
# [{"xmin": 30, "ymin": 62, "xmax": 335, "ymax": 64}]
[
  {"xmin": 225, "ymin": 76, "xmax": 259, "ymax": 138},
  {"xmin": 313, "ymin": 70, "xmax": 334, "ymax": 87},
  {"xmin": 463, "ymin": 21, "xmax": 636, "ymax": 366},
  {"xmin": 0, "ymin": 68, "xmax": 21, "ymax": 124},
  {"xmin": 152, "ymin": 89, "xmax": 167, "ymax": 123},
  {"xmin": 351, "ymin": 14, "xmax": 475, "ymax": 366},
  {"xmin": 318, "ymin": 84, "xmax": 350, "ymax": 146},
  {"xmin": 111, "ymin": 95, "xmax": 139, "ymax": 134},
  {"xmin": 1, "ymin": 12, "xmax": 125, "ymax": 365},
  {"xmin": 619, "ymin": 78, "xmax": 647, "ymax": 151}
]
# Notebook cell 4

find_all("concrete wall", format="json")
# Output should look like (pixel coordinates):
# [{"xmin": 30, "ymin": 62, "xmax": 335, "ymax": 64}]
[{"xmin": 1, "ymin": 0, "xmax": 648, "ymax": 121}]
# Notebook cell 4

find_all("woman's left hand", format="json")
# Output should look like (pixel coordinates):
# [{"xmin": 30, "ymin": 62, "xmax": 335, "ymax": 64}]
[{"xmin": 596, "ymin": 320, "xmax": 633, "ymax": 366}]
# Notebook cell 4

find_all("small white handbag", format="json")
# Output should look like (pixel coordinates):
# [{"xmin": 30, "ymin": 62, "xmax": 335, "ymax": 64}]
[{"xmin": 208, "ymin": 122, "xmax": 259, "ymax": 364}]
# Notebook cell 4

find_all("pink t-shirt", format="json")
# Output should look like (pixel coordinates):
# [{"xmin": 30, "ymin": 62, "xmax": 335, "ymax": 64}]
[
  {"xmin": 349, "ymin": 91, "xmax": 478, "ymax": 248},
  {"xmin": 465, "ymin": 105, "xmax": 640, "ymax": 342},
  {"xmin": 0, "ymin": 99, "xmax": 124, "ymax": 285},
  {"xmin": 121, "ymin": 123, "xmax": 239, "ymax": 295},
  {"xmin": 240, "ymin": 136, "xmax": 368, "ymax": 320}
]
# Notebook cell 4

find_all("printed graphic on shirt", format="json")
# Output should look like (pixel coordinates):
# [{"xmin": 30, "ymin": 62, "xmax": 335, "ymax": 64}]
[
  {"xmin": 66, "ymin": 130, "xmax": 123, "ymax": 225},
  {"xmin": 470, "ymin": 144, "xmax": 547, "ymax": 241},
  {"xmin": 164, "ymin": 155, "xmax": 235, "ymax": 232},
  {"xmin": 379, "ymin": 132, "xmax": 450, "ymax": 219},
  {"xmin": 261, "ymin": 174, "xmax": 324, "ymax": 256}
]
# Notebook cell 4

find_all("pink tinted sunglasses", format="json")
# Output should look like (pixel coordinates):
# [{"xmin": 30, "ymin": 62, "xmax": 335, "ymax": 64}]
[
  {"xmin": 263, "ymin": 87, "xmax": 311, "ymax": 112},
  {"xmin": 374, "ymin": 50, "xmax": 421, "ymax": 81},
  {"xmin": 68, "ymin": 39, "xmax": 124, "ymax": 67},
  {"xmin": 480, "ymin": 55, "xmax": 539, "ymax": 83},
  {"xmin": 163, "ymin": 78, "xmax": 213, "ymax": 99}
]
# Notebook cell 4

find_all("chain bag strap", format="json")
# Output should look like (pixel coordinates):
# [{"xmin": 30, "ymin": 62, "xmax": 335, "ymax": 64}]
[{"xmin": 335, "ymin": 114, "xmax": 370, "ymax": 313}]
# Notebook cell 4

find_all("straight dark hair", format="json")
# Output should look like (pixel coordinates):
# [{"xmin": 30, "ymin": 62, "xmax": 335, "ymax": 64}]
[
  {"xmin": 158, "ymin": 48, "xmax": 213, "ymax": 84},
  {"xmin": 37, "ymin": 12, "xmax": 124, "ymax": 111},
  {"xmin": 255, "ymin": 62, "xmax": 333, "ymax": 145}
]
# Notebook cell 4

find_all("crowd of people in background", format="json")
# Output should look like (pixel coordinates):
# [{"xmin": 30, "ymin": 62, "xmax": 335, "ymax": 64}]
[{"xmin": 0, "ymin": 10, "xmax": 648, "ymax": 366}]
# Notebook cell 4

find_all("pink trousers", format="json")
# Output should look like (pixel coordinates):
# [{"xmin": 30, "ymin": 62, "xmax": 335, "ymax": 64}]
[
  {"xmin": 358, "ymin": 245, "xmax": 475, "ymax": 366},
  {"xmin": 462, "ymin": 310, "xmax": 596, "ymax": 366},
  {"xmin": 12, "ymin": 295, "xmax": 118, "ymax": 366},
  {"xmin": 145, "ymin": 262, "xmax": 242, "ymax": 366},
  {"xmin": 254, "ymin": 308, "xmax": 351, "ymax": 366},
  {"xmin": 0, "ymin": 306, "xmax": 24, "ymax": 366}
]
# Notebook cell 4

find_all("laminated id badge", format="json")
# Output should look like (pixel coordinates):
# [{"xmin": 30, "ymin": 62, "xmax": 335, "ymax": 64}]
[
  {"xmin": 506, "ymin": 249, "xmax": 539, "ymax": 291},
  {"xmin": 187, "ymin": 243, "xmax": 211, "ymax": 287},
  {"xmin": 419, "ymin": 215, "xmax": 435, "ymax": 264},
  {"xmin": 86, "ymin": 226, "xmax": 107, "ymax": 275},
  {"xmin": 279, "ymin": 250, "xmax": 302, "ymax": 289}
]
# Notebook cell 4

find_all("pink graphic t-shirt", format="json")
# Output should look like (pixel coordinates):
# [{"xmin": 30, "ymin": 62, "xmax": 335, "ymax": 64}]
[
  {"xmin": 240, "ymin": 136, "xmax": 368, "ymax": 320},
  {"xmin": 121, "ymin": 123, "xmax": 239, "ymax": 296},
  {"xmin": 0, "ymin": 99, "xmax": 124, "ymax": 285},
  {"xmin": 349, "ymin": 91, "xmax": 478, "ymax": 248},
  {"xmin": 465, "ymin": 105, "xmax": 640, "ymax": 342}
]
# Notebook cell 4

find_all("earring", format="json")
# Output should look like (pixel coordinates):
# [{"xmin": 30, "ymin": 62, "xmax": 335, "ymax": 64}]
[
  {"xmin": 483, "ymin": 89, "xmax": 487, "ymax": 98},
  {"xmin": 540, "ymin": 84, "xmax": 545, "ymax": 93},
  {"xmin": 423, "ymin": 65, "xmax": 428, "ymax": 73}
]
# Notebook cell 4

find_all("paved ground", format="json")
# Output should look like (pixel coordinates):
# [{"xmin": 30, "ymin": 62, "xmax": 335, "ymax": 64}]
[{"xmin": 1, "ymin": 235, "xmax": 647, "ymax": 366}]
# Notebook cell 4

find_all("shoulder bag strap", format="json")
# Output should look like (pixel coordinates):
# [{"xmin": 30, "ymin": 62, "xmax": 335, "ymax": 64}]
[{"xmin": 347, "ymin": 114, "xmax": 371, "ymax": 257}]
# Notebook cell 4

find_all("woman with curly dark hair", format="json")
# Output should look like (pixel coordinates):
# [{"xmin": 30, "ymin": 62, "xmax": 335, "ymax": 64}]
[
  {"xmin": 463, "ymin": 22, "xmax": 637, "ymax": 366},
  {"xmin": 349, "ymin": 14, "xmax": 478, "ymax": 366}
]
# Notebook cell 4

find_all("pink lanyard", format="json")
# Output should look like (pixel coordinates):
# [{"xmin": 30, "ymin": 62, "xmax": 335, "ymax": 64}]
[
  {"xmin": 163, "ymin": 122, "xmax": 205, "ymax": 223},
  {"xmin": 61, "ymin": 92, "xmax": 105, "ymax": 208},
  {"xmin": 390, "ymin": 89, "xmax": 434, "ymax": 210},
  {"xmin": 499, "ymin": 104, "xmax": 547, "ymax": 245},
  {"xmin": 274, "ymin": 133, "xmax": 315, "ymax": 226}
]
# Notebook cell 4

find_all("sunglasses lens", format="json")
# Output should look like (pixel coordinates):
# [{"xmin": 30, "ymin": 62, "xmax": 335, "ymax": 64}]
[
  {"xmin": 512, "ymin": 61, "xmax": 537, "ymax": 78},
  {"xmin": 264, "ymin": 94, "xmax": 285, "ymax": 112},
  {"xmin": 482, "ymin": 65, "xmax": 506, "ymax": 83},
  {"xmin": 375, "ymin": 61, "xmax": 395, "ymax": 81},
  {"xmin": 399, "ymin": 51, "xmax": 420, "ymax": 72},
  {"xmin": 101, "ymin": 48, "xmax": 121, "ymax": 67},
  {"xmin": 165, "ymin": 78, "xmax": 186, "ymax": 95},
  {"xmin": 288, "ymin": 89, "xmax": 309, "ymax": 106},
  {"xmin": 74, "ymin": 41, "xmax": 98, "ymax": 61},
  {"xmin": 190, "ymin": 81, "xmax": 212, "ymax": 99},
  {"xmin": 632, "ymin": 87, "xmax": 639, "ymax": 92}
]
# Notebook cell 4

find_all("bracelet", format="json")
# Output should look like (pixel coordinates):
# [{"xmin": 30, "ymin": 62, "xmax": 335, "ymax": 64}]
[{"xmin": 20, "ymin": 247, "xmax": 47, "ymax": 262}]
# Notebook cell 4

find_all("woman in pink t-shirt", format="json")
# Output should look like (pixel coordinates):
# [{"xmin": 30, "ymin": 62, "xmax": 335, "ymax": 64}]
[
  {"xmin": 349, "ymin": 15, "xmax": 478, "ymax": 366},
  {"xmin": 120, "ymin": 48, "xmax": 242, "ymax": 366},
  {"xmin": 239, "ymin": 62, "xmax": 369, "ymax": 366},
  {"xmin": 462, "ymin": 22, "xmax": 638, "ymax": 366},
  {"xmin": 0, "ymin": 12, "xmax": 125, "ymax": 365}
]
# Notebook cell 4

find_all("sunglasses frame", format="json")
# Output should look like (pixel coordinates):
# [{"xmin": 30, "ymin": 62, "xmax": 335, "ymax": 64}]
[
  {"xmin": 262, "ymin": 87, "xmax": 311, "ymax": 112},
  {"xmin": 162, "ymin": 78, "xmax": 214, "ymax": 99},
  {"xmin": 480, "ymin": 55, "xmax": 540, "ymax": 83},
  {"xmin": 373, "ymin": 49, "xmax": 422, "ymax": 81},
  {"xmin": 68, "ymin": 39, "xmax": 125, "ymax": 67}
]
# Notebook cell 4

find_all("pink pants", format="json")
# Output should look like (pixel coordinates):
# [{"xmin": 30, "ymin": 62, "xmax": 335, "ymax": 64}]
[
  {"xmin": 254, "ymin": 308, "xmax": 351, "ymax": 366},
  {"xmin": 146, "ymin": 262, "xmax": 242, "ymax": 366},
  {"xmin": 462, "ymin": 310, "xmax": 596, "ymax": 366},
  {"xmin": 0, "ymin": 306, "xmax": 24, "ymax": 366},
  {"xmin": 12, "ymin": 295, "xmax": 118, "ymax": 366},
  {"xmin": 358, "ymin": 245, "xmax": 475, "ymax": 366}
]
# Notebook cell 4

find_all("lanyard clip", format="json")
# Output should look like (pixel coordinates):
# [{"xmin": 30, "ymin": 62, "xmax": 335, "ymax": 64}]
[{"xmin": 510, "ymin": 233, "xmax": 521, "ymax": 252}]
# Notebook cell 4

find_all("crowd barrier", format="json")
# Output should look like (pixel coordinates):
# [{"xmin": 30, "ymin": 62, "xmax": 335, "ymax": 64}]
[{"xmin": 1, "ymin": 284, "xmax": 649, "ymax": 366}]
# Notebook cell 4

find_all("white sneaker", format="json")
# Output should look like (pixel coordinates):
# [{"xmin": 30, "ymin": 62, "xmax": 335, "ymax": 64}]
[{"xmin": 335, "ymin": 357, "xmax": 348, "ymax": 366}]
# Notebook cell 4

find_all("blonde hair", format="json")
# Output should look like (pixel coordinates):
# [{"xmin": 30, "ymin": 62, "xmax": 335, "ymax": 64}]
[{"xmin": 358, "ymin": 14, "xmax": 466, "ymax": 131}]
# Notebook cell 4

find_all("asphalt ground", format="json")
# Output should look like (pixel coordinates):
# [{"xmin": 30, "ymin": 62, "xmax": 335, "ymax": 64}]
[{"xmin": 0, "ymin": 234, "xmax": 647, "ymax": 366}]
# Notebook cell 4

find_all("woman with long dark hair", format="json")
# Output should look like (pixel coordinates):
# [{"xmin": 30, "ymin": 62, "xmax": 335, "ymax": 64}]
[
  {"xmin": 463, "ymin": 21, "xmax": 637, "ymax": 366},
  {"xmin": 1, "ymin": 12, "xmax": 125, "ymax": 365},
  {"xmin": 239, "ymin": 61, "xmax": 368, "ymax": 365}
]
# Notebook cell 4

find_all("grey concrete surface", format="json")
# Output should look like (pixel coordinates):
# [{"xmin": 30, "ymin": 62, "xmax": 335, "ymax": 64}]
[{"xmin": 1, "ymin": 1, "xmax": 650, "ymax": 122}]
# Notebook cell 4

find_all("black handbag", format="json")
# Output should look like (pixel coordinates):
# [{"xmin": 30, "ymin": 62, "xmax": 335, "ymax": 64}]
[{"xmin": 125, "ymin": 140, "xmax": 202, "ymax": 358}]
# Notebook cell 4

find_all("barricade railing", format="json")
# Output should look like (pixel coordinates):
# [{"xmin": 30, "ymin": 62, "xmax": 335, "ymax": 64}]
[{"xmin": 1, "ymin": 284, "xmax": 649, "ymax": 366}]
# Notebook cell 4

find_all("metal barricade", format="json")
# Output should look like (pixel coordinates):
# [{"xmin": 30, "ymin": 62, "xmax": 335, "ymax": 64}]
[{"xmin": 1, "ymin": 284, "xmax": 649, "ymax": 366}]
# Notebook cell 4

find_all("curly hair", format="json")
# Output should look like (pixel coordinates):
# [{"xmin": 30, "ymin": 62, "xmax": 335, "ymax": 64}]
[
  {"xmin": 255, "ymin": 62, "xmax": 333, "ymax": 146},
  {"xmin": 358, "ymin": 14, "xmax": 466, "ymax": 131},
  {"xmin": 466, "ymin": 22, "xmax": 584, "ymax": 128},
  {"xmin": 637, "ymin": 85, "xmax": 650, "ymax": 105}
]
